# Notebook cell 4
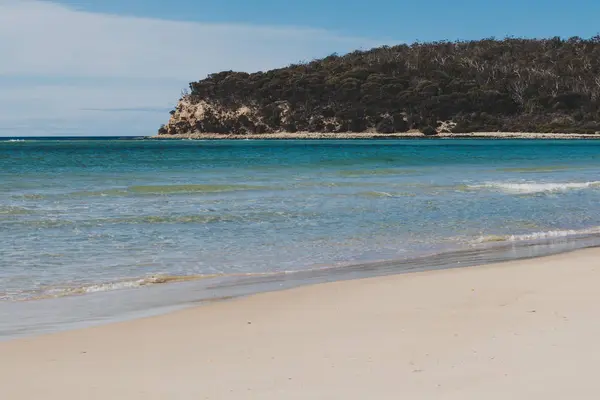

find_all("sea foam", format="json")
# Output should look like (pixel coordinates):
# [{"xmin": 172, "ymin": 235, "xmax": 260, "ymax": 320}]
[
  {"xmin": 474, "ymin": 226, "xmax": 600, "ymax": 244},
  {"xmin": 470, "ymin": 181, "xmax": 600, "ymax": 194}
]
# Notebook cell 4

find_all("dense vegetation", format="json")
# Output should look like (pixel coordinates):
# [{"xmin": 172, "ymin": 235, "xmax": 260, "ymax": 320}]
[{"xmin": 162, "ymin": 37, "xmax": 600, "ymax": 135}]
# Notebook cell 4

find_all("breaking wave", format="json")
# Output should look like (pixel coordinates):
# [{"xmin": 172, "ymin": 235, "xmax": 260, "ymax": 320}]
[
  {"xmin": 4, "ymin": 275, "xmax": 215, "ymax": 301},
  {"xmin": 19, "ymin": 273, "xmax": 272, "ymax": 301},
  {"xmin": 8, "ymin": 263, "xmax": 359, "ymax": 301},
  {"xmin": 470, "ymin": 181, "xmax": 600, "ymax": 194},
  {"xmin": 474, "ymin": 226, "xmax": 600, "ymax": 244}
]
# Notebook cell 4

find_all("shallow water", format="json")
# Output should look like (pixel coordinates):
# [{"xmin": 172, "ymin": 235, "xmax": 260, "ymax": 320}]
[{"xmin": 2, "ymin": 138, "xmax": 600, "ymax": 336}]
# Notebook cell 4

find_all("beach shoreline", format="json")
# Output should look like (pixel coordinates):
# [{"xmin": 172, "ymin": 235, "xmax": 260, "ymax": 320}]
[
  {"xmin": 2, "ymin": 247, "xmax": 600, "ymax": 399},
  {"xmin": 3, "ymin": 232, "xmax": 599, "ymax": 342},
  {"xmin": 150, "ymin": 131, "xmax": 600, "ymax": 140}
]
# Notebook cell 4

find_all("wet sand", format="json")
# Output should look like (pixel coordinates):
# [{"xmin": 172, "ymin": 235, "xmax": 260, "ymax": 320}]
[{"xmin": 2, "ymin": 248, "xmax": 600, "ymax": 399}]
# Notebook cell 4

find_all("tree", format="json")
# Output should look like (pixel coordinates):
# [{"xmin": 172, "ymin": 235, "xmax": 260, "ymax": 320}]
[
  {"xmin": 163, "ymin": 37, "xmax": 600, "ymax": 135},
  {"xmin": 422, "ymin": 126, "xmax": 438, "ymax": 136}
]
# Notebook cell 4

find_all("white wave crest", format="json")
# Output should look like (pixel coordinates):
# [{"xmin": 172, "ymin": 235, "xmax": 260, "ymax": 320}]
[
  {"xmin": 474, "ymin": 226, "xmax": 600, "ymax": 244},
  {"xmin": 79, "ymin": 279, "xmax": 148, "ymax": 294},
  {"xmin": 29, "ymin": 272, "xmax": 275, "ymax": 300},
  {"xmin": 6, "ymin": 139, "xmax": 26, "ymax": 142},
  {"xmin": 37, "ymin": 274, "xmax": 218, "ymax": 299},
  {"xmin": 471, "ymin": 181, "xmax": 600, "ymax": 194}
]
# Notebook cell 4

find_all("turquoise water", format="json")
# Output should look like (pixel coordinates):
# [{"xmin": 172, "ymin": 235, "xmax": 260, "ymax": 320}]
[{"xmin": 2, "ymin": 139, "xmax": 600, "ymax": 305}]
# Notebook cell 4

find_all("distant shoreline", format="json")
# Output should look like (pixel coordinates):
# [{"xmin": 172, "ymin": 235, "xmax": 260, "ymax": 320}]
[{"xmin": 150, "ymin": 131, "xmax": 600, "ymax": 140}]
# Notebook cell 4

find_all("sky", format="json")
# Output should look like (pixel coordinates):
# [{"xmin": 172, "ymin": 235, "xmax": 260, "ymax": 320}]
[{"xmin": 1, "ymin": 0, "xmax": 600, "ymax": 137}]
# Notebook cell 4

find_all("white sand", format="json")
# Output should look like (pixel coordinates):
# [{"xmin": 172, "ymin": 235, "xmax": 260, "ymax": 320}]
[
  {"xmin": 151, "ymin": 131, "xmax": 600, "ymax": 140},
  {"xmin": 2, "ymin": 248, "xmax": 600, "ymax": 399}
]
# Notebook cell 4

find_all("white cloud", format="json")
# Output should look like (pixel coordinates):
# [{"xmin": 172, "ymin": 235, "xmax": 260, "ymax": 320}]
[
  {"xmin": 0, "ymin": 0, "xmax": 383, "ymax": 79},
  {"xmin": 0, "ymin": 0, "xmax": 389, "ymax": 135}
]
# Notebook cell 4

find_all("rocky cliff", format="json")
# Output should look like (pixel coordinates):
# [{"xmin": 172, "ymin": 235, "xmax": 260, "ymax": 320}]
[{"xmin": 159, "ymin": 97, "xmax": 297, "ymax": 136}]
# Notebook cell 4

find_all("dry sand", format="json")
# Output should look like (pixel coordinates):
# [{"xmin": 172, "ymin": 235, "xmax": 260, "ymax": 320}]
[
  {"xmin": 150, "ymin": 131, "xmax": 600, "ymax": 140},
  {"xmin": 2, "ymin": 248, "xmax": 600, "ymax": 399}
]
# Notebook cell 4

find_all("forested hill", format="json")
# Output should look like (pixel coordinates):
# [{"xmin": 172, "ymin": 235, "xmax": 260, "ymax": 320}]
[{"xmin": 159, "ymin": 37, "xmax": 600, "ymax": 136}]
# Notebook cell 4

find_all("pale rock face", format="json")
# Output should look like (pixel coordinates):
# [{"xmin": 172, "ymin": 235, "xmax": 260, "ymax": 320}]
[
  {"xmin": 160, "ymin": 96, "xmax": 291, "ymax": 135},
  {"xmin": 437, "ymin": 120, "xmax": 457, "ymax": 133},
  {"xmin": 158, "ymin": 96, "xmax": 424, "ymax": 136}
]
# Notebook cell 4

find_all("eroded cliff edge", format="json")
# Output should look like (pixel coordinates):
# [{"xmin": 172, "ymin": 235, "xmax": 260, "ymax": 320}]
[{"xmin": 159, "ymin": 37, "xmax": 600, "ymax": 137}]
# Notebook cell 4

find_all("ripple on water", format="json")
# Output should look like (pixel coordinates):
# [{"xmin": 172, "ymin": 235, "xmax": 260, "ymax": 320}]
[
  {"xmin": 0, "ymin": 206, "xmax": 35, "ymax": 216},
  {"xmin": 338, "ymin": 168, "xmax": 421, "ymax": 177},
  {"xmin": 11, "ymin": 183, "xmax": 275, "ymax": 200},
  {"xmin": 498, "ymin": 165, "xmax": 579, "ymax": 173},
  {"xmin": 4, "ymin": 139, "xmax": 600, "ymax": 317},
  {"xmin": 2, "ymin": 211, "xmax": 319, "ymax": 229},
  {"xmin": 126, "ymin": 184, "xmax": 270, "ymax": 194}
]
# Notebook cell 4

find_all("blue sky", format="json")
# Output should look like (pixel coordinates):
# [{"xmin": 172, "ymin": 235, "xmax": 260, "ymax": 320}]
[
  {"xmin": 52, "ymin": 0, "xmax": 600, "ymax": 42},
  {"xmin": 1, "ymin": 0, "xmax": 599, "ymax": 136}
]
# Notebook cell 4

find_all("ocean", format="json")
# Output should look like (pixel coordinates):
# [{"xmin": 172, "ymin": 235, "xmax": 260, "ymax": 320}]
[{"xmin": 2, "ymin": 138, "xmax": 600, "ymax": 338}]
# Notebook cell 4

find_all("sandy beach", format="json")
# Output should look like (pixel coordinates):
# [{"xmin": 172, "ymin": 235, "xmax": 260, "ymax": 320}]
[
  {"xmin": 2, "ymin": 248, "xmax": 600, "ymax": 399},
  {"xmin": 150, "ymin": 131, "xmax": 600, "ymax": 140}
]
